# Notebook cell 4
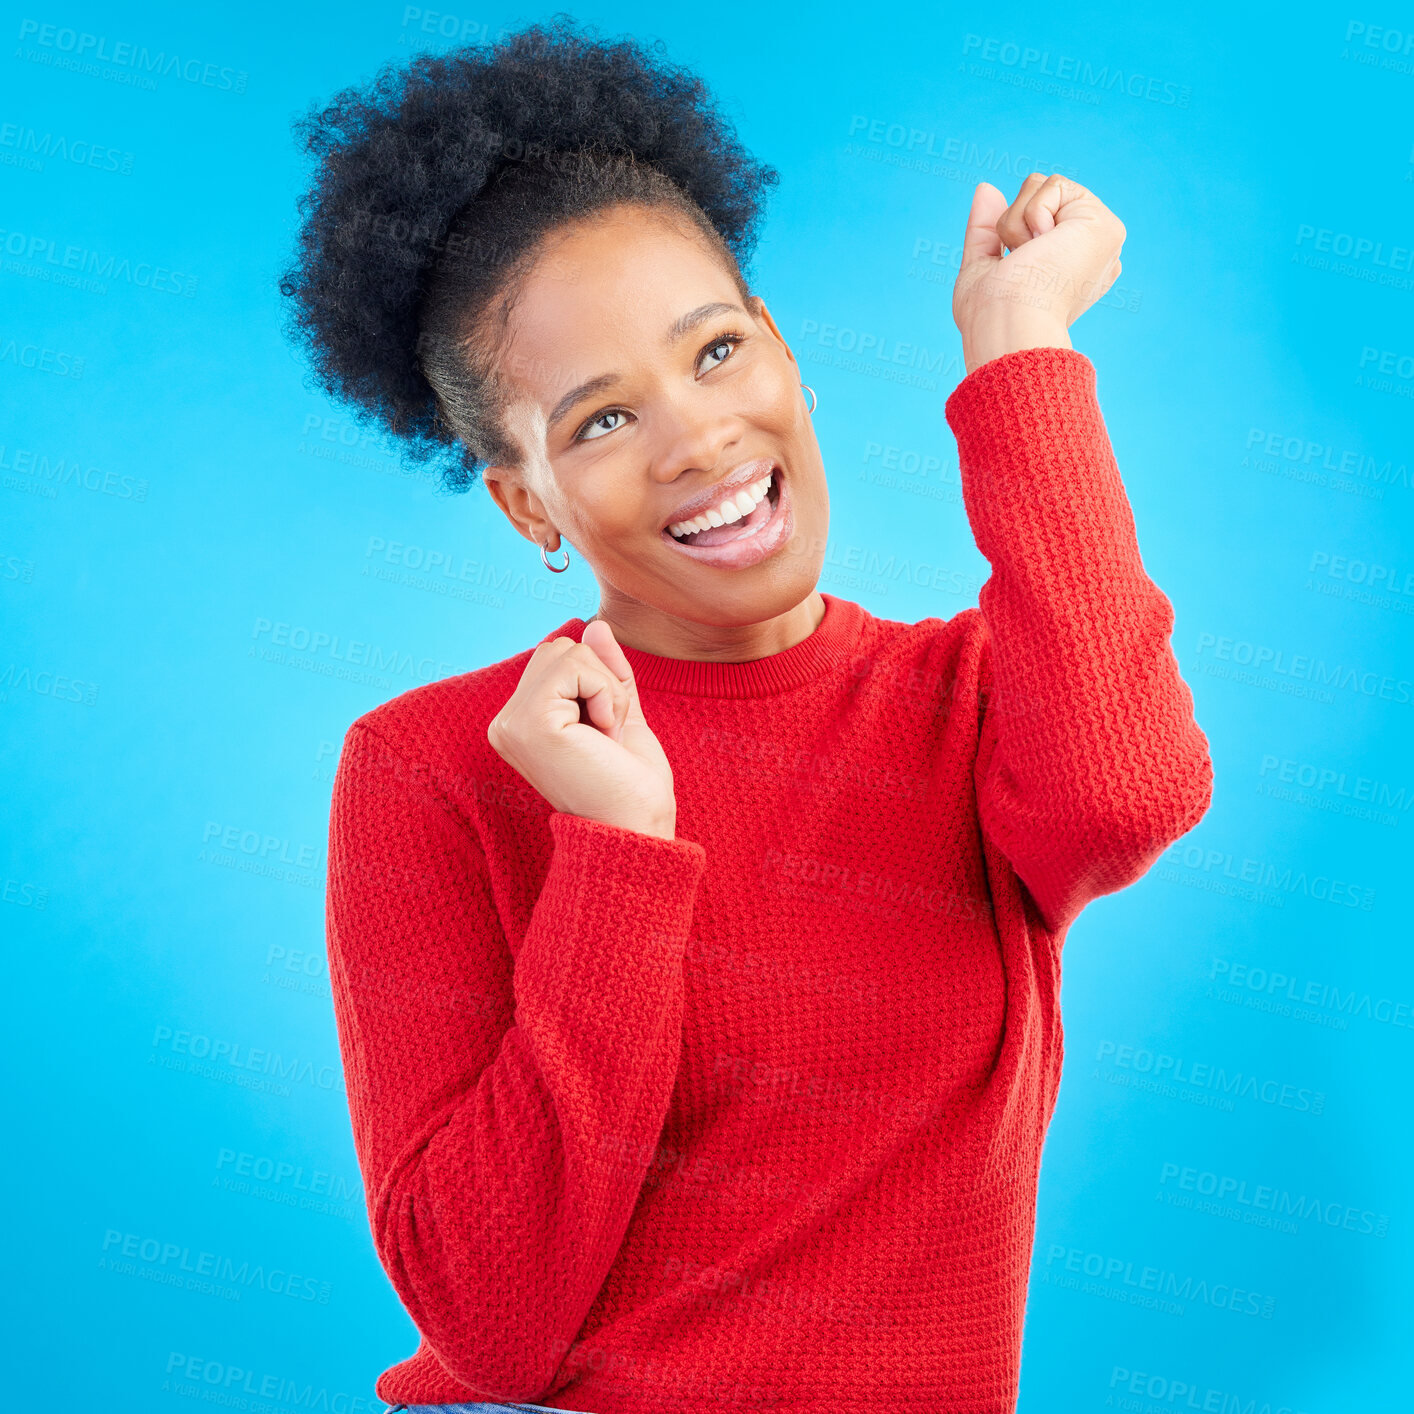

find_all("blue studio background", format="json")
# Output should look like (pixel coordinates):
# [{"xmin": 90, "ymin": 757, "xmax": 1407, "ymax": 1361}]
[{"xmin": 4, "ymin": 1, "xmax": 1411, "ymax": 1409}]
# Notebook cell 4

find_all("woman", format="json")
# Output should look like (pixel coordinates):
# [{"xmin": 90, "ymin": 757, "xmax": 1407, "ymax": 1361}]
[{"xmin": 283, "ymin": 17, "xmax": 1213, "ymax": 1414}]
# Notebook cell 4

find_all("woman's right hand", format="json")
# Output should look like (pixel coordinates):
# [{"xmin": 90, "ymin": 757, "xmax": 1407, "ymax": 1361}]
[{"xmin": 487, "ymin": 619, "xmax": 678, "ymax": 839}]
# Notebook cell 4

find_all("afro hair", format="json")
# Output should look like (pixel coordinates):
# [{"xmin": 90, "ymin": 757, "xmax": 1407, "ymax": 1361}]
[{"xmin": 278, "ymin": 13, "xmax": 781, "ymax": 491}]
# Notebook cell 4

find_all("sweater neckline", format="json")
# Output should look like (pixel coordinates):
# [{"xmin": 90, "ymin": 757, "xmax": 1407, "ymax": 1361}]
[{"xmin": 537, "ymin": 593, "xmax": 866, "ymax": 699}]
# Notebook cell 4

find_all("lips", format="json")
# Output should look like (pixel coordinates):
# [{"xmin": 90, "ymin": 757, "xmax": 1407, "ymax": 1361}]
[
  {"xmin": 660, "ymin": 462, "xmax": 792, "ymax": 571},
  {"xmin": 660, "ymin": 457, "xmax": 777, "ymax": 534}
]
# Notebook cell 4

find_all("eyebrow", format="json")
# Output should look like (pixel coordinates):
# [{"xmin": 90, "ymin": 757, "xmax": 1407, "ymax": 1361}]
[{"xmin": 546, "ymin": 301, "xmax": 745, "ymax": 434}]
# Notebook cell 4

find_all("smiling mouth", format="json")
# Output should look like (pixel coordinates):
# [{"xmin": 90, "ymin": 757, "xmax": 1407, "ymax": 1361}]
[
  {"xmin": 659, "ymin": 464, "xmax": 792, "ymax": 570},
  {"xmin": 665, "ymin": 469, "xmax": 782, "ymax": 547}
]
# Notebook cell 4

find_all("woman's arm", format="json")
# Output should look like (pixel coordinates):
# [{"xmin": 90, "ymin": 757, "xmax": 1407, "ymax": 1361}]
[
  {"xmin": 945, "ymin": 346, "xmax": 1213, "ymax": 937},
  {"xmin": 325, "ymin": 720, "xmax": 706, "ymax": 1398}
]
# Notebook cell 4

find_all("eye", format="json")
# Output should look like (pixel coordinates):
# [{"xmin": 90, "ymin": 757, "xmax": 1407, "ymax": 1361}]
[
  {"xmin": 570, "ymin": 330, "xmax": 748, "ymax": 444},
  {"xmin": 699, "ymin": 330, "xmax": 745, "ymax": 372},
  {"xmin": 576, "ymin": 409, "xmax": 628, "ymax": 443}
]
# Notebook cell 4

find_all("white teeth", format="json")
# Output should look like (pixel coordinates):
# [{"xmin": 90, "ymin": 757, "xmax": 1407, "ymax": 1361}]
[{"xmin": 669, "ymin": 473, "xmax": 774, "ymax": 539}]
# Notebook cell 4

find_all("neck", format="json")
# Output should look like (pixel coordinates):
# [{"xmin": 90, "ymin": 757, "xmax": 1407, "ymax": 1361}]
[{"xmin": 590, "ymin": 589, "xmax": 828, "ymax": 663}]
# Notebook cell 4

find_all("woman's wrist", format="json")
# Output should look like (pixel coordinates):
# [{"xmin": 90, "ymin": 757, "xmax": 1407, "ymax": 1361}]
[
  {"xmin": 960, "ymin": 315, "xmax": 1072, "ymax": 376},
  {"xmin": 569, "ymin": 808, "xmax": 678, "ymax": 841}
]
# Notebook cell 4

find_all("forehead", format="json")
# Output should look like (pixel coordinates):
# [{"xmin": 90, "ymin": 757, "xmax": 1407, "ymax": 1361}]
[{"xmin": 493, "ymin": 207, "xmax": 740, "ymax": 410}]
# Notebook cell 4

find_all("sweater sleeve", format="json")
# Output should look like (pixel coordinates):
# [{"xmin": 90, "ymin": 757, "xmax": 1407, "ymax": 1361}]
[
  {"xmin": 944, "ymin": 347, "xmax": 1213, "ymax": 937},
  {"xmin": 325, "ymin": 720, "xmax": 708, "ymax": 1399}
]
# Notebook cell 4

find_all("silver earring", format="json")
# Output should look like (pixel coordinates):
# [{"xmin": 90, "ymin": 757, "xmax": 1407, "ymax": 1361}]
[
  {"xmin": 801, "ymin": 383, "xmax": 817, "ymax": 415},
  {"xmin": 540, "ymin": 540, "xmax": 570, "ymax": 573}
]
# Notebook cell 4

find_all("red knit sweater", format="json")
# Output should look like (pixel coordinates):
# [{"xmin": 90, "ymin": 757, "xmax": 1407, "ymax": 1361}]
[{"xmin": 324, "ymin": 347, "xmax": 1213, "ymax": 1414}]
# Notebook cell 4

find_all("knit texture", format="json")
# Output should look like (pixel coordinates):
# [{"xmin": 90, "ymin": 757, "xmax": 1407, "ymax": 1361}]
[{"xmin": 324, "ymin": 347, "xmax": 1213, "ymax": 1414}]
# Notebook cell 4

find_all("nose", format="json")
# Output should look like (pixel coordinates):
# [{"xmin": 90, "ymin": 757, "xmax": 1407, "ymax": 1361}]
[{"xmin": 647, "ymin": 387, "xmax": 745, "ymax": 489}]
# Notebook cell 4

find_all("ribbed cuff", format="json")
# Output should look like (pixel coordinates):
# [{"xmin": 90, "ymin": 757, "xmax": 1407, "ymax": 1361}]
[
  {"xmin": 946, "ymin": 345, "xmax": 1100, "ymax": 459},
  {"xmin": 943, "ymin": 346, "xmax": 1133, "ymax": 556},
  {"xmin": 513, "ymin": 812, "xmax": 707, "ymax": 1022}
]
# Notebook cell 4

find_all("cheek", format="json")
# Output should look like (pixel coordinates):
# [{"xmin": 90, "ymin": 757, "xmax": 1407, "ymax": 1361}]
[
  {"xmin": 741, "ymin": 358, "xmax": 799, "ymax": 428},
  {"xmin": 576, "ymin": 485, "xmax": 644, "ymax": 544}
]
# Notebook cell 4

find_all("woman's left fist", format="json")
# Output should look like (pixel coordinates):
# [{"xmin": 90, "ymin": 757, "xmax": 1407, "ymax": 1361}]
[{"xmin": 952, "ymin": 173, "xmax": 1126, "ymax": 374}]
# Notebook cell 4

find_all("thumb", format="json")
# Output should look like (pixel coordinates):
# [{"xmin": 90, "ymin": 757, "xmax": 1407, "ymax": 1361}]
[
  {"xmin": 582, "ymin": 617, "xmax": 647, "ymax": 725},
  {"xmin": 958, "ymin": 181, "xmax": 1008, "ymax": 271}
]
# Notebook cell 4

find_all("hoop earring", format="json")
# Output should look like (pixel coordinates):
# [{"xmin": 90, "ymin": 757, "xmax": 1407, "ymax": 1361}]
[
  {"xmin": 800, "ymin": 383, "xmax": 817, "ymax": 415},
  {"xmin": 539, "ymin": 540, "xmax": 570, "ymax": 573}
]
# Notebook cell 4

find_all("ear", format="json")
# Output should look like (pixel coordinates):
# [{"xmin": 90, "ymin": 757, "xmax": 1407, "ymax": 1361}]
[
  {"xmin": 747, "ymin": 294, "xmax": 797, "ymax": 372},
  {"xmin": 481, "ymin": 465, "xmax": 558, "ymax": 548}
]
